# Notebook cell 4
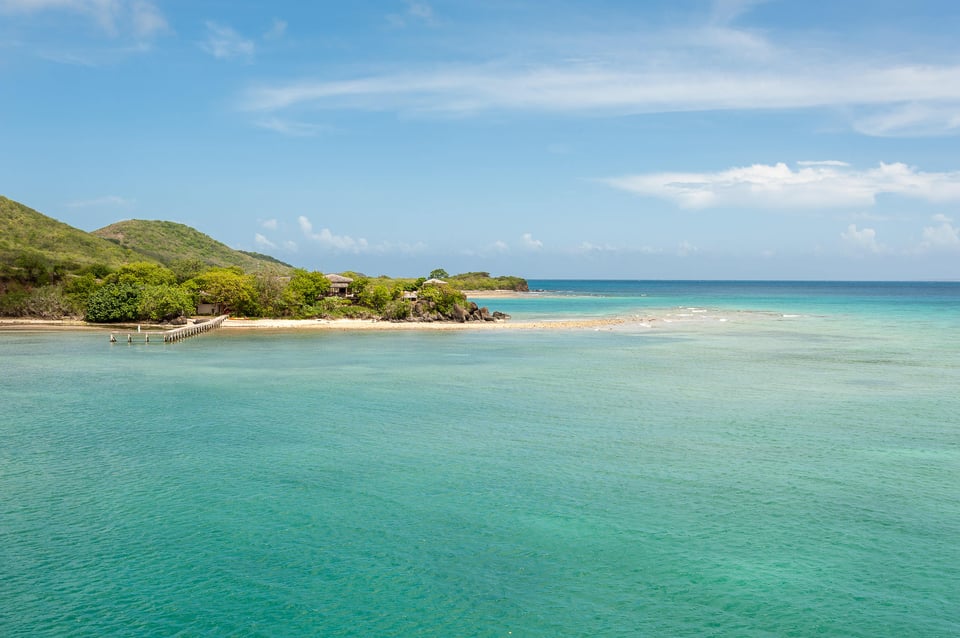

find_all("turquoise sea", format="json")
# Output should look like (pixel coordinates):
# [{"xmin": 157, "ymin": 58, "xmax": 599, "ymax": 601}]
[{"xmin": 2, "ymin": 281, "xmax": 959, "ymax": 636}]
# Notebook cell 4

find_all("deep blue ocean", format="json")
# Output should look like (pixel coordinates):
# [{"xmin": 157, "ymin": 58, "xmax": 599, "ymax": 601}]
[{"xmin": 2, "ymin": 281, "xmax": 959, "ymax": 636}]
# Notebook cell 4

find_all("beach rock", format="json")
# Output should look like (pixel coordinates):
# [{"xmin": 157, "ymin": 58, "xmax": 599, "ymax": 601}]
[
  {"xmin": 492, "ymin": 311, "xmax": 510, "ymax": 321},
  {"xmin": 451, "ymin": 303, "xmax": 468, "ymax": 322}
]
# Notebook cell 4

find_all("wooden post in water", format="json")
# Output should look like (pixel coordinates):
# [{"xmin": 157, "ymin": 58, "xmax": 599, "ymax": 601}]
[{"xmin": 111, "ymin": 315, "xmax": 229, "ymax": 344}]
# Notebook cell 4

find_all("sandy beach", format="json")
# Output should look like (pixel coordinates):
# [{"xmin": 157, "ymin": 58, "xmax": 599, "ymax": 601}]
[
  {"xmin": 0, "ymin": 315, "xmax": 643, "ymax": 332},
  {"xmin": 220, "ymin": 316, "xmax": 639, "ymax": 331}
]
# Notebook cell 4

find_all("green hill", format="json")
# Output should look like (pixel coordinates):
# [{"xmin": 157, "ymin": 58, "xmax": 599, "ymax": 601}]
[
  {"xmin": 0, "ymin": 195, "xmax": 141, "ymax": 274},
  {"xmin": 93, "ymin": 219, "xmax": 292, "ymax": 273}
]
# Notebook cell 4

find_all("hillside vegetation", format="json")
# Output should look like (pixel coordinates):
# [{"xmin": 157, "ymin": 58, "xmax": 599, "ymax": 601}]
[
  {"xmin": 93, "ymin": 220, "xmax": 292, "ymax": 273},
  {"xmin": 0, "ymin": 196, "xmax": 138, "ymax": 274},
  {"xmin": 0, "ymin": 196, "xmax": 525, "ymax": 322}
]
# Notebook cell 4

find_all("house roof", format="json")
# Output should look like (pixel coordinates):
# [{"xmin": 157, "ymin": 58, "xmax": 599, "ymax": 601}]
[
  {"xmin": 325, "ymin": 274, "xmax": 353, "ymax": 284},
  {"xmin": 423, "ymin": 278, "xmax": 447, "ymax": 285}
]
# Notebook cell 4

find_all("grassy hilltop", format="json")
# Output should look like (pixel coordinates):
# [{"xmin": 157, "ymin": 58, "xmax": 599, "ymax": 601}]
[
  {"xmin": 93, "ymin": 220, "xmax": 292, "ymax": 273},
  {"xmin": 0, "ymin": 196, "xmax": 138, "ymax": 272}
]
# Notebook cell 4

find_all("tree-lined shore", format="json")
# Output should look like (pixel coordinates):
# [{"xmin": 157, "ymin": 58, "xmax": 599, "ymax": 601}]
[{"xmin": 0, "ymin": 196, "xmax": 526, "ymax": 323}]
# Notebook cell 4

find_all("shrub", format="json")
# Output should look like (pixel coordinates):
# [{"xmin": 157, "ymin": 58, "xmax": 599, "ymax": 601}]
[{"xmin": 85, "ymin": 283, "xmax": 141, "ymax": 322}]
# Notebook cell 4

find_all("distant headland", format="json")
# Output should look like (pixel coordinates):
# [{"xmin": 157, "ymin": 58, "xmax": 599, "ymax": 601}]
[{"xmin": 0, "ymin": 195, "xmax": 527, "ymax": 326}]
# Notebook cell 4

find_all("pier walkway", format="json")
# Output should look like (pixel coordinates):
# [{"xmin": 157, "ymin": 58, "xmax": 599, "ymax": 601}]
[{"xmin": 111, "ymin": 315, "xmax": 229, "ymax": 344}]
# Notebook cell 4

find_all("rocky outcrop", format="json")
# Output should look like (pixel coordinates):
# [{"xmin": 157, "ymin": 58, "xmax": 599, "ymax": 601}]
[{"xmin": 405, "ymin": 300, "xmax": 510, "ymax": 323}]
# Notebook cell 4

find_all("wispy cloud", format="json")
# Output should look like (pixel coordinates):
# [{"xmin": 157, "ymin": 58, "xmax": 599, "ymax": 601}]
[
  {"xmin": 261, "ymin": 218, "xmax": 278, "ymax": 230},
  {"xmin": 709, "ymin": 0, "xmax": 769, "ymax": 24},
  {"xmin": 853, "ymin": 103, "xmax": 960, "ymax": 137},
  {"xmin": 602, "ymin": 161, "xmax": 960, "ymax": 209},
  {"xmin": 387, "ymin": 1, "xmax": 437, "ymax": 28},
  {"xmin": 255, "ymin": 117, "xmax": 333, "ymax": 137},
  {"xmin": 202, "ymin": 21, "xmax": 254, "ymax": 60},
  {"xmin": 254, "ymin": 233, "xmax": 276, "ymax": 249},
  {"xmin": 0, "ymin": 0, "xmax": 169, "ymax": 39},
  {"xmin": 66, "ymin": 194, "xmax": 134, "ymax": 208},
  {"xmin": 239, "ymin": 61, "xmax": 960, "ymax": 121},
  {"xmin": 263, "ymin": 18, "xmax": 287, "ymax": 41}
]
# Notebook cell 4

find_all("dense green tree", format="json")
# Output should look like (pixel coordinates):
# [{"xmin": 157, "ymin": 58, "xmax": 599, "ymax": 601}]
[
  {"xmin": 138, "ymin": 285, "xmax": 194, "ymax": 321},
  {"xmin": 282, "ymin": 269, "xmax": 331, "ymax": 316},
  {"xmin": 185, "ymin": 268, "xmax": 258, "ymax": 316},
  {"xmin": 428, "ymin": 268, "xmax": 449, "ymax": 280},
  {"xmin": 358, "ymin": 282, "xmax": 393, "ymax": 312},
  {"xmin": 417, "ymin": 283, "xmax": 467, "ymax": 315},
  {"xmin": 105, "ymin": 261, "xmax": 177, "ymax": 287},
  {"xmin": 254, "ymin": 271, "xmax": 288, "ymax": 317},
  {"xmin": 169, "ymin": 258, "xmax": 208, "ymax": 283},
  {"xmin": 85, "ymin": 283, "xmax": 141, "ymax": 322}
]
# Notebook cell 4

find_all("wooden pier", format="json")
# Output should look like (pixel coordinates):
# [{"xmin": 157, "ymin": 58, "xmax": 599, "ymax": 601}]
[{"xmin": 111, "ymin": 315, "xmax": 229, "ymax": 344}]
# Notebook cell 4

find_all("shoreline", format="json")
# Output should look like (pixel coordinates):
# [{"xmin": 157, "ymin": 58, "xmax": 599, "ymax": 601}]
[
  {"xmin": 0, "ymin": 315, "xmax": 641, "ymax": 332},
  {"xmin": 0, "ymin": 307, "xmax": 798, "ymax": 334}
]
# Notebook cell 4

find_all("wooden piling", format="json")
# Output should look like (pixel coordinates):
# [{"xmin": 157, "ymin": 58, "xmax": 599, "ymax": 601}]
[{"xmin": 111, "ymin": 315, "xmax": 229, "ymax": 344}]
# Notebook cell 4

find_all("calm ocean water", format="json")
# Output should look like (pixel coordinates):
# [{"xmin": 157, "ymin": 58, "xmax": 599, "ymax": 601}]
[{"xmin": 3, "ymin": 281, "xmax": 959, "ymax": 636}]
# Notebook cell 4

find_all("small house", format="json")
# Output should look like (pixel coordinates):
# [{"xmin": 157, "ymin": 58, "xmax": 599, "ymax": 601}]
[{"xmin": 325, "ymin": 274, "xmax": 354, "ymax": 297}]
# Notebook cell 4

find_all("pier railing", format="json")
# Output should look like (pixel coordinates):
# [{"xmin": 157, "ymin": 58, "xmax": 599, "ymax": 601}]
[{"xmin": 111, "ymin": 315, "xmax": 229, "ymax": 344}]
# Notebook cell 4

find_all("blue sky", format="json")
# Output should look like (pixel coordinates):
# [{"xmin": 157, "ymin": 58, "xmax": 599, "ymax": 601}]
[{"xmin": 2, "ymin": 0, "xmax": 960, "ymax": 279}]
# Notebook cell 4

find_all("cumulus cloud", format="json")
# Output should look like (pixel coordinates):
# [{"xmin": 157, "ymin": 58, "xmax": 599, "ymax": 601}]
[
  {"xmin": 261, "ymin": 218, "xmax": 278, "ymax": 230},
  {"xmin": 602, "ymin": 161, "xmax": 960, "ymax": 209},
  {"xmin": 841, "ymin": 224, "xmax": 883, "ymax": 253},
  {"xmin": 254, "ymin": 233, "xmax": 276, "ymax": 249},
  {"xmin": 298, "ymin": 216, "xmax": 373, "ymax": 253},
  {"xmin": 521, "ymin": 233, "xmax": 543, "ymax": 250},
  {"xmin": 919, "ymin": 215, "xmax": 960, "ymax": 251},
  {"xmin": 202, "ymin": 21, "xmax": 254, "ymax": 60}
]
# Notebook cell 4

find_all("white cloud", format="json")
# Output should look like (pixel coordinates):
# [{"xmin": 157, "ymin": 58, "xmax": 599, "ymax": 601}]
[
  {"xmin": 239, "ymin": 62, "xmax": 960, "ymax": 124},
  {"xmin": 854, "ymin": 103, "xmax": 960, "ymax": 137},
  {"xmin": 841, "ymin": 224, "xmax": 883, "ymax": 253},
  {"xmin": 602, "ymin": 161, "xmax": 960, "ymax": 209},
  {"xmin": 298, "ymin": 215, "xmax": 370, "ymax": 253},
  {"xmin": 264, "ymin": 18, "xmax": 286, "ymax": 41},
  {"xmin": 202, "ymin": 21, "xmax": 254, "ymax": 60},
  {"xmin": 129, "ymin": 0, "xmax": 167, "ymax": 38},
  {"xmin": 0, "ymin": 0, "xmax": 168, "ymax": 39},
  {"xmin": 710, "ymin": 0, "xmax": 769, "ymax": 25},
  {"xmin": 491, "ymin": 240, "xmax": 509, "ymax": 253},
  {"xmin": 677, "ymin": 241, "xmax": 698, "ymax": 257},
  {"xmin": 255, "ymin": 117, "xmax": 331, "ymax": 137},
  {"xmin": 283, "ymin": 240, "xmax": 298, "ymax": 252},
  {"xmin": 254, "ymin": 233, "xmax": 276, "ymax": 249},
  {"xmin": 919, "ymin": 215, "xmax": 960, "ymax": 251},
  {"xmin": 521, "ymin": 232, "xmax": 543, "ymax": 250},
  {"xmin": 387, "ymin": 1, "xmax": 437, "ymax": 28},
  {"xmin": 261, "ymin": 218, "xmax": 278, "ymax": 230}
]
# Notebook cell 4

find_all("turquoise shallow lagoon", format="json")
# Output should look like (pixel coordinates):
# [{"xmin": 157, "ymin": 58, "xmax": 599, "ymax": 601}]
[{"xmin": 3, "ymin": 282, "xmax": 959, "ymax": 636}]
